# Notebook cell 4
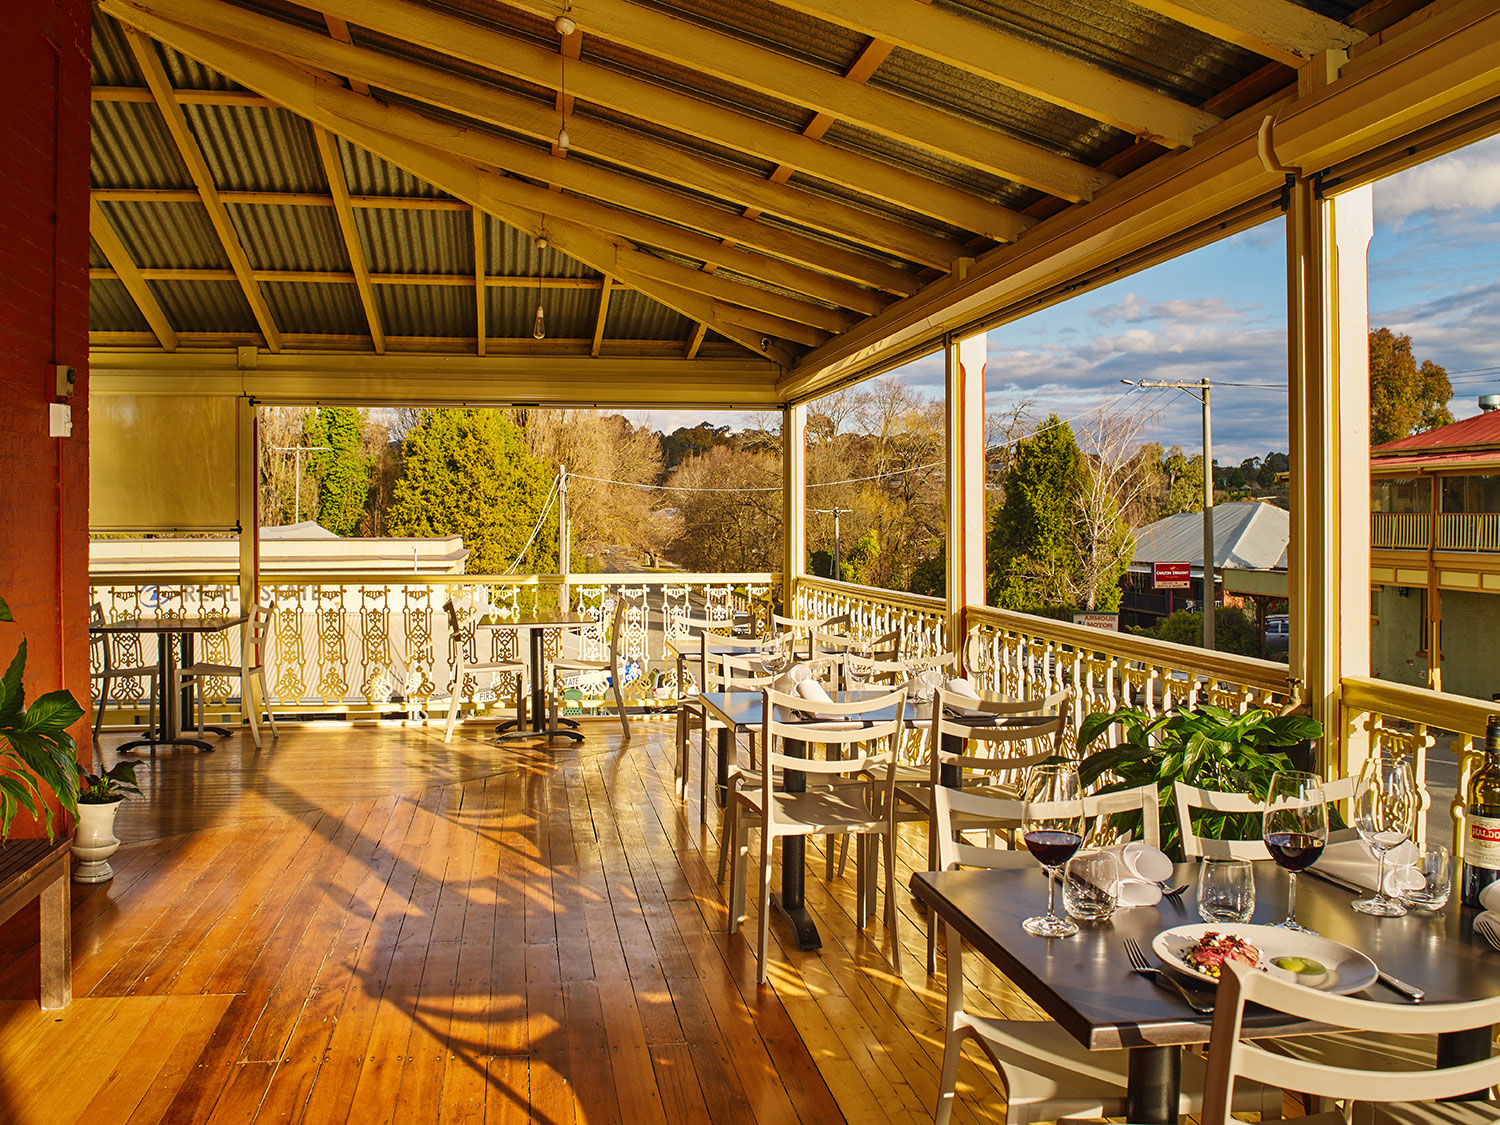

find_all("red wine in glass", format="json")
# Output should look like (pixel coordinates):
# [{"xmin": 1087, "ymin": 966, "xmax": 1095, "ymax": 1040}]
[
  {"xmin": 1024, "ymin": 830, "xmax": 1084, "ymax": 869},
  {"xmin": 1264, "ymin": 832, "xmax": 1325, "ymax": 871}
]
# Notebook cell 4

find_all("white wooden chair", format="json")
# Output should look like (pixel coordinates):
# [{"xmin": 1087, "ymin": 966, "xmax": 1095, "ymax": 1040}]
[
  {"xmin": 932, "ymin": 784, "xmax": 1278, "ymax": 1125},
  {"xmin": 673, "ymin": 622, "xmax": 764, "ymax": 801},
  {"xmin": 89, "ymin": 602, "xmax": 157, "ymax": 743},
  {"xmin": 1201, "ymin": 957, "xmax": 1500, "ymax": 1125},
  {"xmin": 549, "ymin": 598, "xmax": 629, "ymax": 740},
  {"xmin": 174, "ymin": 601, "xmax": 278, "ymax": 749},
  {"xmin": 770, "ymin": 611, "xmax": 850, "ymax": 660},
  {"xmin": 726, "ymin": 686, "xmax": 906, "ymax": 984},
  {"xmin": 438, "ymin": 598, "xmax": 527, "ymax": 743},
  {"xmin": 1174, "ymin": 775, "xmax": 1357, "ymax": 860}
]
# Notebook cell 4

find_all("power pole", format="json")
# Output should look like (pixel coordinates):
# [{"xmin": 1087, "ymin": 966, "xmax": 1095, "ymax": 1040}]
[
  {"xmin": 1120, "ymin": 378, "xmax": 1215, "ymax": 649},
  {"xmin": 557, "ymin": 465, "xmax": 570, "ymax": 573},
  {"xmin": 269, "ymin": 443, "xmax": 330, "ymax": 523},
  {"xmin": 811, "ymin": 506, "xmax": 853, "ymax": 581}
]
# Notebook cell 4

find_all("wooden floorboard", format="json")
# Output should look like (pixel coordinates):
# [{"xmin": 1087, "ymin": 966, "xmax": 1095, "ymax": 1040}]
[{"xmin": 0, "ymin": 716, "xmax": 1046, "ymax": 1123}]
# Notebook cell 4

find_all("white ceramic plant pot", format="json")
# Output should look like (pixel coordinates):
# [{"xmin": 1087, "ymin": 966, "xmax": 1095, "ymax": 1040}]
[{"xmin": 72, "ymin": 799, "xmax": 123, "ymax": 883}]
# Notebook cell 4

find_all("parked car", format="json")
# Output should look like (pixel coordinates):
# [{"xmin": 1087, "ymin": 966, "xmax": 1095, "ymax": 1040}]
[{"xmin": 1264, "ymin": 613, "xmax": 1290, "ymax": 654}]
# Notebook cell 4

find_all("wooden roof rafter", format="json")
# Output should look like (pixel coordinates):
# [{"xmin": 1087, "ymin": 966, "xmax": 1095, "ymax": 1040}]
[
  {"xmin": 89, "ymin": 198, "xmax": 179, "ymax": 352},
  {"xmin": 120, "ymin": 24, "xmax": 284, "ymax": 352},
  {"xmin": 312, "ymin": 125, "xmax": 386, "ymax": 354}
]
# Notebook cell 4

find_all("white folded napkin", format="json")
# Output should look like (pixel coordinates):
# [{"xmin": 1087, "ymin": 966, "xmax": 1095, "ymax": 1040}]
[
  {"xmin": 769, "ymin": 663, "xmax": 815, "ymax": 695},
  {"xmin": 904, "ymin": 667, "xmax": 945, "ymax": 700},
  {"xmin": 795, "ymin": 679, "xmax": 832, "ymax": 705},
  {"xmin": 945, "ymin": 677, "xmax": 981, "ymax": 699},
  {"xmin": 1475, "ymin": 885, "xmax": 1500, "ymax": 951},
  {"xmin": 1105, "ymin": 841, "xmax": 1173, "ymax": 907},
  {"xmin": 1312, "ymin": 837, "xmax": 1423, "ymax": 896},
  {"xmin": 1479, "ymin": 882, "xmax": 1500, "ymax": 915}
]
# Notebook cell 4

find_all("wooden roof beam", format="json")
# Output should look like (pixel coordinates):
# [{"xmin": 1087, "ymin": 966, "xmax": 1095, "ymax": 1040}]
[
  {"xmin": 90, "ymin": 267, "xmax": 612, "ymax": 289},
  {"xmin": 590, "ymin": 276, "xmax": 612, "ymax": 358},
  {"xmin": 765, "ymin": 0, "xmax": 1219, "ymax": 147},
  {"xmin": 1131, "ymin": 0, "xmax": 1365, "ymax": 69},
  {"xmin": 313, "ymin": 125, "xmax": 386, "ymax": 353},
  {"xmin": 307, "ymin": 0, "xmax": 1107, "ymax": 204},
  {"xmin": 685, "ymin": 323, "xmax": 707, "ymax": 360},
  {"xmin": 121, "ymin": 26, "xmax": 284, "ymax": 351},
  {"xmin": 322, "ymin": 14, "xmax": 370, "ymax": 94},
  {"xmin": 473, "ymin": 209, "xmax": 486, "ymax": 355},
  {"xmin": 98, "ymin": 6, "xmax": 807, "ymax": 365},
  {"xmin": 90, "ymin": 199, "xmax": 178, "ymax": 351},
  {"xmin": 123, "ymin": 0, "xmax": 972, "ymax": 266}
]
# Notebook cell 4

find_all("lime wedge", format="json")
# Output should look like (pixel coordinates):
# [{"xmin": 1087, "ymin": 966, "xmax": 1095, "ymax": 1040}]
[{"xmin": 1271, "ymin": 955, "xmax": 1327, "ymax": 976}]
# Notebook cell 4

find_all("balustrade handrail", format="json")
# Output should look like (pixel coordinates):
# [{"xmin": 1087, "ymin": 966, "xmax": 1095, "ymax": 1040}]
[
  {"xmin": 89, "ymin": 570, "xmax": 779, "ymax": 588},
  {"xmin": 1341, "ymin": 674, "xmax": 1488, "ymax": 739},
  {"xmin": 966, "ymin": 604, "xmax": 1293, "ymax": 697},
  {"xmin": 795, "ymin": 574, "xmax": 946, "ymax": 616}
]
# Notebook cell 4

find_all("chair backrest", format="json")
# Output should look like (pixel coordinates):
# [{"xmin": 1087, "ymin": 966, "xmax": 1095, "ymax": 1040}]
[
  {"xmin": 442, "ymin": 597, "xmax": 463, "ymax": 643},
  {"xmin": 89, "ymin": 601, "xmax": 111, "ymax": 674},
  {"xmin": 929, "ymin": 688, "xmax": 1065, "ymax": 768},
  {"xmin": 1175, "ymin": 775, "xmax": 1356, "ymax": 860},
  {"xmin": 932, "ymin": 781, "xmax": 1159, "ymax": 863},
  {"xmin": 760, "ymin": 686, "xmax": 906, "ymax": 789},
  {"xmin": 247, "ymin": 600, "xmax": 276, "ymax": 666},
  {"xmin": 708, "ymin": 649, "xmax": 776, "ymax": 689},
  {"xmin": 1200, "ymin": 959, "xmax": 1500, "ymax": 1125},
  {"xmin": 866, "ymin": 629, "xmax": 901, "ymax": 662}
]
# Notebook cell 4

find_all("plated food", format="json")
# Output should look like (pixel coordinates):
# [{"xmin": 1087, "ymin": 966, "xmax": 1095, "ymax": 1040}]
[{"xmin": 1151, "ymin": 923, "xmax": 1377, "ymax": 995}]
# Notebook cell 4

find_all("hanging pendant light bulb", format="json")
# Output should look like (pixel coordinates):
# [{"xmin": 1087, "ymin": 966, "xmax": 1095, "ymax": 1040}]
[
  {"xmin": 557, "ymin": 124, "xmax": 570, "ymax": 152},
  {"xmin": 532, "ymin": 302, "xmax": 546, "ymax": 340}
]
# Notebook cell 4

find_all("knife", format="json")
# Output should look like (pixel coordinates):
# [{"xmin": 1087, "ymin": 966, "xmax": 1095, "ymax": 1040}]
[{"xmin": 1376, "ymin": 970, "xmax": 1425, "ymax": 1002}]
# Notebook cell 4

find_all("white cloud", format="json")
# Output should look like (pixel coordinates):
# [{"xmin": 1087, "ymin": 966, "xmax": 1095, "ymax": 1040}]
[
  {"xmin": 1375, "ymin": 135, "xmax": 1500, "ymax": 226},
  {"xmin": 1088, "ymin": 294, "xmax": 1246, "ymax": 326}
]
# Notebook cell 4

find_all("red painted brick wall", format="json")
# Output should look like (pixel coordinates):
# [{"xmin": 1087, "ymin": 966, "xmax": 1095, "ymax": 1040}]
[{"xmin": 0, "ymin": 0, "xmax": 93, "ymax": 837}]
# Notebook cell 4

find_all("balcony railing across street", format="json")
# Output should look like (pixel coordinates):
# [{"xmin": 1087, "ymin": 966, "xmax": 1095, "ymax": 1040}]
[
  {"xmin": 89, "ymin": 572, "xmax": 776, "ymax": 723},
  {"xmin": 1371, "ymin": 511, "xmax": 1429, "ymax": 550}
]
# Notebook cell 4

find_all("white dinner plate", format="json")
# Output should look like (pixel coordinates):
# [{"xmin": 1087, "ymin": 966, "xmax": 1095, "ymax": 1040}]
[{"xmin": 1151, "ymin": 923, "xmax": 1379, "ymax": 995}]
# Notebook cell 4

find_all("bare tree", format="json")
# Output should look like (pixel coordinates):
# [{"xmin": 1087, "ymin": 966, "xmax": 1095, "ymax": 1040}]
[{"xmin": 257, "ymin": 406, "xmax": 314, "ymax": 526}]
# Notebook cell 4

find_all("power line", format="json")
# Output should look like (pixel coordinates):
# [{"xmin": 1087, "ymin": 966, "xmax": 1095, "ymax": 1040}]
[
  {"xmin": 502, "ymin": 473, "xmax": 561, "ymax": 574},
  {"xmin": 567, "ymin": 459, "xmax": 945, "ymax": 494}
]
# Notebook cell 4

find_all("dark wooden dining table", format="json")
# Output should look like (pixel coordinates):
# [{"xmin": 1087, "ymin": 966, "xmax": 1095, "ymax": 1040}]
[
  {"xmin": 912, "ymin": 861, "xmax": 1500, "ymax": 1124},
  {"xmin": 89, "ymin": 613, "xmax": 250, "ymax": 752},
  {"xmin": 700, "ymin": 689, "xmax": 1055, "ymax": 952},
  {"xmin": 492, "ymin": 612, "xmax": 594, "ymax": 744}
]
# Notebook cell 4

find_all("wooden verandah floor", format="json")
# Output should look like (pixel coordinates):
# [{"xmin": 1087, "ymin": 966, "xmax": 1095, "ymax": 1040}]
[{"xmin": 0, "ymin": 717, "xmax": 1042, "ymax": 1123}]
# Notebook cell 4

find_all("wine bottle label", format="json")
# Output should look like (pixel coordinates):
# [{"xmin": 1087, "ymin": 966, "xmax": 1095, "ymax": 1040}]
[{"xmin": 1469, "ymin": 814, "xmax": 1500, "ymax": 870}]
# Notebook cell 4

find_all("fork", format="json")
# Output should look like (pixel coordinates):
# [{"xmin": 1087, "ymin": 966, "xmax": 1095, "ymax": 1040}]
[
  {"xmin": 1123, "ymin": 937, "xmax": 1214, "ymax": 1014},
  {"xmin": 1159, "ymin": 882, "xmax": 1189, "ymax": 899}
]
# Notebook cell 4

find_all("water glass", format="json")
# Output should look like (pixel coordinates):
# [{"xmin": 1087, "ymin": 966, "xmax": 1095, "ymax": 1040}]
[
  {"xmin": 1197, "ymin": 858, "xmax": 1256, "ymax": 923},
  {"xmin": 1401, "ymin": 843, "xmax": 1452, "ymax": 912},
  {"xmin": 1064, "ymin": 849, "xmax": 1120, "ymax": 922}
]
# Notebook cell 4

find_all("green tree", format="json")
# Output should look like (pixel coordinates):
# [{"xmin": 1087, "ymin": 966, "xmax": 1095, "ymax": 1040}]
[
  {"xmin": 1139, "ymin": 605, "xmax": 1259, "ymax": 656},
  {"xmin": 1370, "ymin": 327, "xmax": 1453, "ymax": 445},
  {"xmin": 987, "ymin": 416, "xmax": 1084, "ymax": 614},
  {"xmin": 387, "ymin": 409, "xmax": 557, "ymax": 574},
  {"xmin": 304, "ymin": 407, "xmax": 372, "ymax": 537}
]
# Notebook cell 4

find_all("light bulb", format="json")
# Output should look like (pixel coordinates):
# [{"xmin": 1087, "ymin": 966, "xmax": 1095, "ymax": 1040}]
[
  {"xmin": 532, "ymin": 303, "xmax": 546, "ymax": 340},
  {"xmin": 535, "ymin": 234, "xmax": 548, "ymax": 250},
  {"xmin": 557, "ymin": 124, "xmax": 570, "ymax": 151},
  {"xmin": 555, "ymin": 15, "xmax": 576, "ymax": 36}
]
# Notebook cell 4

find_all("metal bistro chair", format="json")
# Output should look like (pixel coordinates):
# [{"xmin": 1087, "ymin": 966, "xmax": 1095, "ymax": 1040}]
[
  {"xmin": 726, "ymin": 685, "xmax": 907, "ymax": 984},
  {"xmin": 174, "ymin": 600, "xmax": 278, "ymax": 749},
  {"xmin": 89, "ymin": 602, "xmax": 157, "ymax": 743},
  {"xmin": 439, "ymin": 597, "xmax": 527, "ymax": 743},
  {"xmin": 549, "ymin": 598, "xmax": 630, "ymax": 740},
  {"xmin": 674, "ymin": 621, "xmax": 765, "ymax": 802}
]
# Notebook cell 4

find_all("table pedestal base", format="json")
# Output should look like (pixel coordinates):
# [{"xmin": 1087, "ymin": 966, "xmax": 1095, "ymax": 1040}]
[
  {"xmin": 1126, "ymin": 1045, "xmax": 1180, "ymax": 1125},
  {"xmin": 769, "ymin": 892, "xmax": 822, "ymax": 951},
  {"xmin": 116, "ymin": 734, "xmax": 215, "ymax": 753}
]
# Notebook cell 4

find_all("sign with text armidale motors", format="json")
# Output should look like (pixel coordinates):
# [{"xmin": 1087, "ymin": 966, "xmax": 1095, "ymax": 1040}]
[{"xmin": 1153, "ymin": 562, "xmax": 1192, "ymax": 590}]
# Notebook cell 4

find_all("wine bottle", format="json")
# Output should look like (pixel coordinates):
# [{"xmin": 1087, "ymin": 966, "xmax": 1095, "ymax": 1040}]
[{"xmin": 1461, "ymin": 710, "xmax": 1500, "ymax": 908}]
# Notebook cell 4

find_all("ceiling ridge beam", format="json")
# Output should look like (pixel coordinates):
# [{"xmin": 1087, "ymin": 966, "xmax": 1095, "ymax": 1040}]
[
  {"xmin": 487, "ymin": 0, "xmax": 1125, "ymax": 190},
  {"xmin": 313, "ymin": 125, "xmax": 386, "ymax": 354},
  {"xmin": 90, "ymin": 199, "xmax": 179, "ymax": 351},
  {"xmin": 1132, "ymin": 0, "xmax": 1364, "ymax": 69},
  {"xmin": 91, "ymin": 266, "xmax": 615, "ymax": 290},
  {"xmin": 92, "ymin": 86, "xmax": 272, "ymax": 106},
  {"xmin": 121, "ymin": 25, "xmax": 284, "ymax": 352},
  {"xmin": 97, "ymin": 5, "xmax": 810, "ymax": 363},
  {"xmin": 764, "ymin": 0, "xmax": 1218, "ymax": 146},
  {"xmin": 120, "ymin": 0, "xmax": 969, "ymax": 266},
  {"xmin": 309, "ymin": 0, "xmax": 1105, "ymax": 206},
  {"xmin": 322, "ymin": 14, "xmax": 370, "ymax": 95}
]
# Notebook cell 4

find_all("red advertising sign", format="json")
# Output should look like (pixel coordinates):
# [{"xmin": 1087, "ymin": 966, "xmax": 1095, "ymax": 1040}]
[{"xmin": 1153, "ymin": 562, "xmax": 1191, "ymax": 590}]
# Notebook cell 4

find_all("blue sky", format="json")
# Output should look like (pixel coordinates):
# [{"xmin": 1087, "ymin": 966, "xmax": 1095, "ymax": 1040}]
[{"xmin": 639, "ymin": 132, "xmax": 1500, "ymax": 464}]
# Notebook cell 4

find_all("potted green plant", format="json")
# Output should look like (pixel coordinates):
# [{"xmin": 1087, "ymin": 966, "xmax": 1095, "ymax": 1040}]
[
  {"xmin": 71, "ymin": 759, "xmax": 140, "ymax": 883},
  {"xmin": 1078, "ymin": 703, "xmax": 1325, "ymax": 860},
  {"xmin": 0, "ymin": 593, "xmax": 84, "ymax": 842}
]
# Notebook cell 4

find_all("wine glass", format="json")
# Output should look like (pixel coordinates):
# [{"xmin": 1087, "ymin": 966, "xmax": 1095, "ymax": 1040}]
[
  {"xmin": 1021, "ymin": 763, "xmax": 1086, "ymax": 938},
  {"xmin": 1352, "ymin": 749, "xmax": 1418, "ymax": 917},
  {"xmin": 1262, "ymin": 770, "xmax": 1328, "ymax": 933},
  {"xmin": 758, "ymin": 634, "xmax": 792, "ymax": 678}
]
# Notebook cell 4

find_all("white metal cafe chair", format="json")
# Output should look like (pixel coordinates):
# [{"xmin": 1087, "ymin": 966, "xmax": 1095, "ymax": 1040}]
[
  {"xmin": 932, "ymin": 784, "xmax": 1279, "ymax": 1125},
  {"xmin": 90, "ymin": 602, "xmax": 157, "ymax": 742},
  {"xmin": 549, "ymin": 598, "xmax": 629, "ymax": 740},
  {"xmin": 439, "ymin": 597, "xmax": 527, "ymax": 743},
  {"xmin": 1201, "ymin": 958, "xmax": 1500, "ymax": 1125},
  {"xmin": 173, "ymin": 600, "xmax": 278, "ymax": 749},
  {"xmin": 726, "ymin": 686, "xmax": 906, "ymax": 984},
  {"xmin": 1174, "ymin": 776, "xmax": 1357, "ymax": 860},
  {"xmin": 674, "ymin": 621, "xmax": 764, "ymax": 802}
]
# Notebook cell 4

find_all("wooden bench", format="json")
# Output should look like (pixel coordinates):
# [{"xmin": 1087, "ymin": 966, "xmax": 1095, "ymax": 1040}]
[{"xmin": 0, "ymin": 838, "xmax": 72, "ymax": 1009}]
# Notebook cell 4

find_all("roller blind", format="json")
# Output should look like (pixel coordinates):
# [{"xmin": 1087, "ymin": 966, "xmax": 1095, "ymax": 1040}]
[{"xmin": 90, "ymin": 394, "xmax": 240, "ymax": 532}]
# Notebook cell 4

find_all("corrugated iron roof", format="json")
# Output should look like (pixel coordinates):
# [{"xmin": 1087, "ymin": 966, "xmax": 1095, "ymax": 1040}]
[
  {"xmin": 497, "ymin": 287, "xmax": 598, "ymax": 341},
  {"xmin": 98, "ymin": 201, "xmax": 229, "ymax": 269},
  {"xmin": 1374, "ymin": 411, "xmax": 1500, "ymax": 457},
  {"xmin": 149, "ymin": 280, "xmax": 258, "ymax": 334},
  {"xmin": 262, "ymin": 281, "xmax": 368, "ymax": 337},
  {"xmin": 605, "ymin": 290, "xmax": 694, "ymax": 342},
  {"xmin": 228, "ymin": 204, "xmax": 348, "ymax": 273},
  {"xmin": 336, "ymin": 139, "xmax": 453, "ymax": 199},
  {"xmin": 91, "ymin": 101, "xmax": 191, "ymax": 190},
  {"xmin": 89, "ymin": 279, "xmax": 149, "ymax": 332},
  {"xmin": 1132, "ymin": 501, "xmax": 1289, "ymax": 570},
  {"xmin": 375, "ymin": 284, "xmax": 476, "ymax": 338},
  {"xmin": 487, "ymin": 220, "xmax": 600, "ymax": 280},
  {"xmin": 183, "ymin": 105, "xmax": 324, "ymax": 193},
  {"xmin": 356, "ymin": 208, "xmax": 473, "ymax": 275}
]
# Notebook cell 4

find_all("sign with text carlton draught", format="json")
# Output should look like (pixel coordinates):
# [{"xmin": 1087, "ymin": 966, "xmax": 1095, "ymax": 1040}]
[{"xmin": 1153, "ymin": 562, "xmax": 1191, "ymax": 590}]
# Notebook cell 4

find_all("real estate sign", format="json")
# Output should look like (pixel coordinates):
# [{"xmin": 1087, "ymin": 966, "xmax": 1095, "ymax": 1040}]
[{"xmin": 1153, "ymin": 562, "xmax": 1191, "ymax": 589}]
